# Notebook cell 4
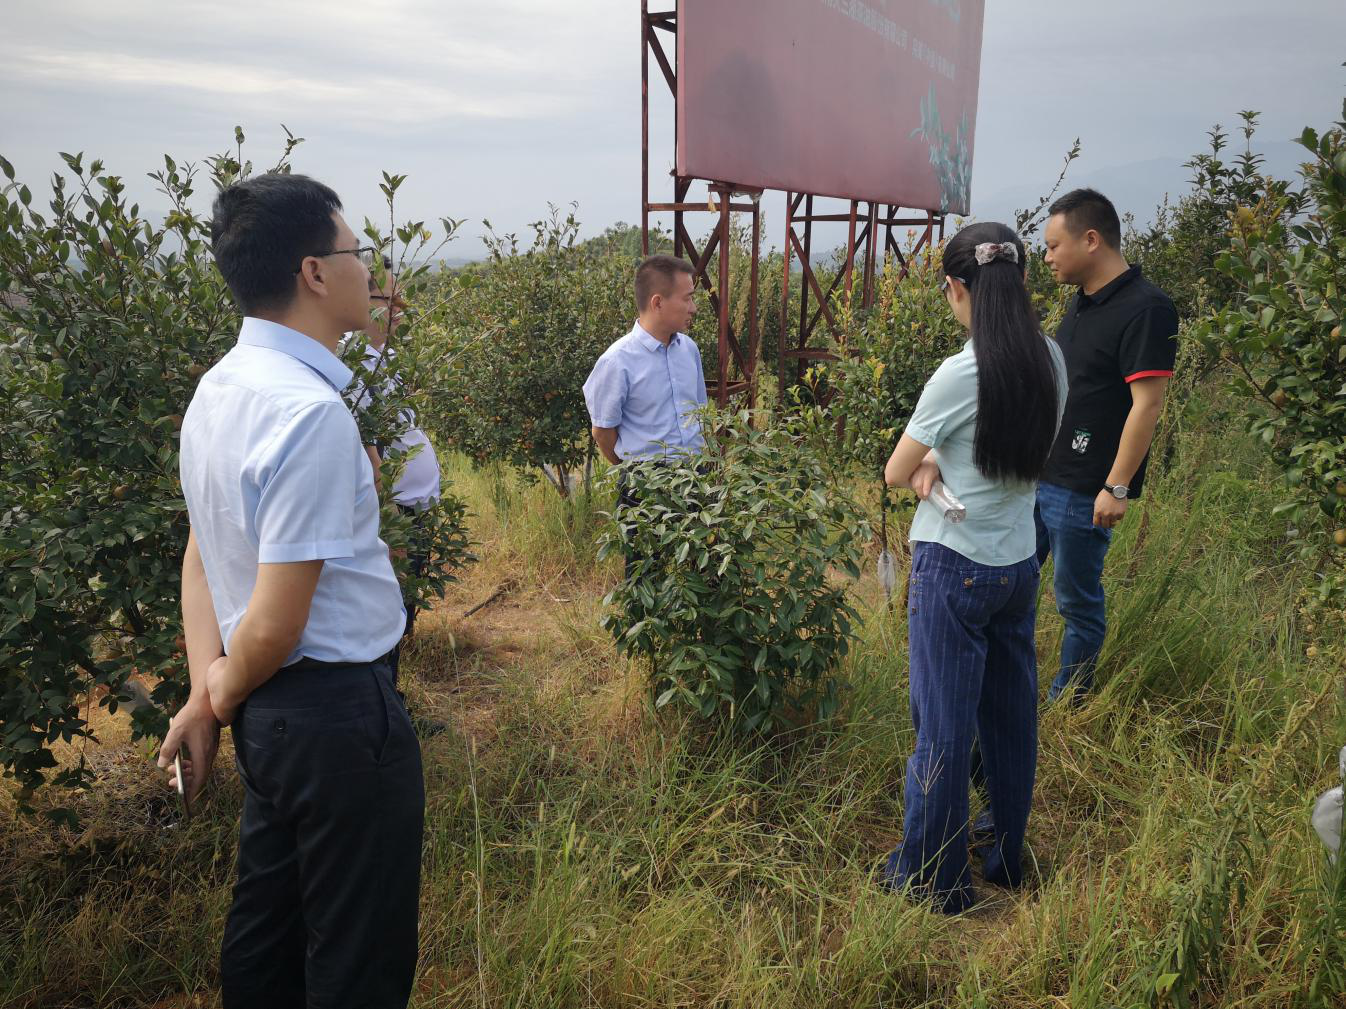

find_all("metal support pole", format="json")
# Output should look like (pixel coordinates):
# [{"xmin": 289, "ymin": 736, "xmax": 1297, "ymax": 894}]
[
  {"xmin": 640, "ymin": 1, "xmax": 649, "ymax": 256},
  {"xmin": 673, "ymin": 180, "xmax": 685, "ymax": 260},
  {"xmin": 798, "ymin": 194, "xmax": 813, "ymax": 385},
  {"xmin": 715, "ymin": 184, "xmax": 731, "ymax": 407},
  {"xmin": 779, "ymin": 193, "xmax": 793, "ymax": 397},
  {"xmin": 862, "ymin": 201, "xmax": 879, "ymax": 309},
  {"xmin": 843, "ymin": 199, "xmax": 858, "ymax": 303},
  {"xmin": 747, "ymin": 193, "xmax": 760, "ymax": 408}
]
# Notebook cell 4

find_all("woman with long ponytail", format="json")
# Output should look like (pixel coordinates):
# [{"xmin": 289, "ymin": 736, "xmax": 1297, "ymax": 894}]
[{"xmin": 881, "ymin": 222, "xmax": 1068, "ymax": 914}]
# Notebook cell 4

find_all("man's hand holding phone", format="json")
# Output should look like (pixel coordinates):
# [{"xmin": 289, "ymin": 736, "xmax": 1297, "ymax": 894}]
[{"xmin": 157, "ymin": 693, "xmax": 221, "ymax": 807}]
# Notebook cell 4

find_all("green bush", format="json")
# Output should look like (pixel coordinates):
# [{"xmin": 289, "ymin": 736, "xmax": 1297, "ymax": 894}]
[
  {"xmin": 343, "ymin": 170, "xmax": 476, "ymax": 617},
  {"xmin": 1194, "ymin": 96, "xmax": 1346, "ymax": 606},
  {"xmin": 0, "ymin": 148, "xmax": 238, "ymax": 815},
  {"xmin": 1126, "ymin": 111, "xmax": 1299, "ymax": 322},
  {"xmin": 425, "ymin": 206, "xmax": 633, "ymax": 497},
  {"xmin": 0, "ymin": 135, "xmax": 471, "ymax": 813},
  {"xmin": 598, "ymin": 410, "xmax": 868, "ymax": 732},
  {"xmin": 816, "ymin": 249, "xmax": 968, "ymax": 484}
]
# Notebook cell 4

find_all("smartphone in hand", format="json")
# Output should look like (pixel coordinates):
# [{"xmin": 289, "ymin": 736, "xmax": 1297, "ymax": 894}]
[{"xmin": 173, "ymin": 748, "xmax": 192, "ymax": 822}]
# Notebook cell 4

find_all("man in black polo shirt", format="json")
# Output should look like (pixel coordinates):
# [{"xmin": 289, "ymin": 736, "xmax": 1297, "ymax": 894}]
[{"xmin": 1039, "ymin": 188, "xmax": 1178, "ymax": 702}]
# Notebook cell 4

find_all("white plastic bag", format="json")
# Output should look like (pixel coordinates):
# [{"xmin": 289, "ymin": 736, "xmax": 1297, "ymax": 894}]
[
  {"xmin": 876, "ymin": 549, "xmax": 897, "ymax": 598},
  {"xmin": 1312, "ymin": 745, "xmax": 1345, "ymax": 862}
]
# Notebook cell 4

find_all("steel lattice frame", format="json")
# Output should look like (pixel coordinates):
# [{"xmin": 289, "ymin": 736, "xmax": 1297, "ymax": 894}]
[{"xmin": 640, "ymin": 3, "xmax": 946, "ymax": 403}]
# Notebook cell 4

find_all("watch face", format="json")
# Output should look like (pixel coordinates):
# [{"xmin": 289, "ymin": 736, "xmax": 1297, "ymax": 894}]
[{"xmin": 1111, "ymin": 485, "xmax": 1127, "ymax": 499}]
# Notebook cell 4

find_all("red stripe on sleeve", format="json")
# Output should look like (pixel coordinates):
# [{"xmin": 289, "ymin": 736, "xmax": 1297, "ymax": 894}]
[{"xmin": 1124, "ymin": 370, "xmax": 1173, "ymax": 383}]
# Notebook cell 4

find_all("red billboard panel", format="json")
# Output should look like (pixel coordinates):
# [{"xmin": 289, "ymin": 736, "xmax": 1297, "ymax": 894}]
[{"xmin": 676, "ymin": 0, "xmax": 985, "ymax": 215}]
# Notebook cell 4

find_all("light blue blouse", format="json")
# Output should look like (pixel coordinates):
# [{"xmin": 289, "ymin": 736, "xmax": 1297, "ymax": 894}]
[{"xmin": 905, "ymin": 338, "xmax": 1069, "ymax": 567}]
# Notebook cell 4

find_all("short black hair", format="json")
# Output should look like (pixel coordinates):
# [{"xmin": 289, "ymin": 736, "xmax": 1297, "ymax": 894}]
[
  {"xmin": 635, "ymin": 255, "xmax": 695, "ymax": 311},
  {"xmin": 211, "ymin": 173, "xmax": 343, "ymax": 314},
  {"xmin": 1047, "ymin": 188, "xmax": 1121, "ymax": 250}
]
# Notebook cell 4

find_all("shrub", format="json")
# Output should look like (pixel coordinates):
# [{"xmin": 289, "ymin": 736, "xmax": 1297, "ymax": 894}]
[
  {"xmin": 816, "ymin": 248, "xmax": 968, "ymax": 485},
  {"xmin": 1194, "ymin": 96, "xmax": 1346, "ymax": 606},
  {"xmin": 0, "ymin": 135, "xmax": 471, "ymax": 813},
  {"xmin": 598, "ymin": 410, "xmax": 868, "ymax": 732},
  {"xmin": 0, "ymin": 147, "xmax": 238, "ymax": 815},
  {"xmin": 1125, "ymin": 111, "xmax": 1299, "ymax": 322},
  {"xmin": 344, "ymin": 170, "xmax": 476, "ymax": 617},
  {"xmin": 425, "ymin": 206, "xmax": 633, "ymax": 497}
]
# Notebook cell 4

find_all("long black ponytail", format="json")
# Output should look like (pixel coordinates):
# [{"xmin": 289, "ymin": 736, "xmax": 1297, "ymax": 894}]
[{"xmin": 940, "ymin": 222, "xmax": 1058, "ymax": 483}]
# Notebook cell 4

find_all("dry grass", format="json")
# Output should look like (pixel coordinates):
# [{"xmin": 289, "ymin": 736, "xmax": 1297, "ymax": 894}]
[{"xmin": 3, "ymin": 411, "xmax": 1345, "ymax": 1008}]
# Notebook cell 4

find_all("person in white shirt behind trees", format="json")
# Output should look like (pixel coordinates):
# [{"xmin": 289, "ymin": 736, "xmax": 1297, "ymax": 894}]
[{"xmin": 349, "ymin": 257, "xmax": 442, "ymax": 685}]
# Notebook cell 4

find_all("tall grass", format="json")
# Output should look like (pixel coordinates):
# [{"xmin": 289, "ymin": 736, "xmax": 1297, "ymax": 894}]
[{"xmin": 1, "ymin": 387, "xmax": 1343, "ymax": 1008}]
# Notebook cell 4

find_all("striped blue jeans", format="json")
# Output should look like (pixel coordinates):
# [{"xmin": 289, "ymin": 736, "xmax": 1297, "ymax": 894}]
[{"xmin": 884, "ymin": 540, "xmax": 1040, "ymax": 914}]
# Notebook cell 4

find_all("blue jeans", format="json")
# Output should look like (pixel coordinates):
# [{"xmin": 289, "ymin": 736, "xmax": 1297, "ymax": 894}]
[
  {"xmin": 1035, "ymin": 482, "xmax": 1112, "ymax": 702},
  {"xmin": 885, "ymin": 541, "xmax": 1040, "ymax": 914}
]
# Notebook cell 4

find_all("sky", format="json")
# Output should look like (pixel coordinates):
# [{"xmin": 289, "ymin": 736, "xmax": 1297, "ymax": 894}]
[{"xmin": 2, "ymin": 0, "xmax": 1344, "ymax": 261}]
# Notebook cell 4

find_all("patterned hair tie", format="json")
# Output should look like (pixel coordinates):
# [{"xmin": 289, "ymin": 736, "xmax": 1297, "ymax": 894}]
[{"xmin": 974, "ymin": 241, "xmax": 1019, "ymax": 266}]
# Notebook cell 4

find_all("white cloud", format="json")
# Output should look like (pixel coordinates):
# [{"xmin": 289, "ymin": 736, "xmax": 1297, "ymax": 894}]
[
  {"xmin": 3, "ymin": 45, "xmax": 573, "ymax": 124},
  {"xmin": 0, "ymin": 0, "xmax": 1342, "ymax": 248}
]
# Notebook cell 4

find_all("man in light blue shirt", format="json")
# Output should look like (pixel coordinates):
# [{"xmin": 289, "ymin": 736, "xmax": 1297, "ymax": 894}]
[
  {"xmin": 157, "ymin": 173, "xmax": 423, "ymax": 1009},
  {"xmin": 582, "ymin": 254, "xmax": 706, "ymax": 464},
  {"xmin": 583, "ymin": 255, "xmax": 706, "ymax": 577}
]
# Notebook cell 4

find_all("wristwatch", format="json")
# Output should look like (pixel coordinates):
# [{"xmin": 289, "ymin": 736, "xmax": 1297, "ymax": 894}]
[{"xmin": 1104, "ymin": 483, "xmax": 1129, "ymax": 500}]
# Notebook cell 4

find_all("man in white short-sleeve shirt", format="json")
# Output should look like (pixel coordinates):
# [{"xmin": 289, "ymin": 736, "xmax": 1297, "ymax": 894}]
[{"xmin": 157, "ymin": 173, "xmax": 424, "ymax": 1009}]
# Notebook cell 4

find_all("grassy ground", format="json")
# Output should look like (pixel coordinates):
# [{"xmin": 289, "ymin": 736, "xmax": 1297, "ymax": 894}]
[{"xmin": 2, "ymin": 386, "xmax": 1344, "ymax": 1008}]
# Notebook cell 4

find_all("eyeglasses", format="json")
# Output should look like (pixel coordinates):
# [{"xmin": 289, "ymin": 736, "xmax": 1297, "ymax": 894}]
[
  {"xmin": 939, "ymin": 275, "xmax": 967, "ymax": 294},
  {"xmin": 294, "ymin": 245, "xmax": 376, "ymax": 274}
]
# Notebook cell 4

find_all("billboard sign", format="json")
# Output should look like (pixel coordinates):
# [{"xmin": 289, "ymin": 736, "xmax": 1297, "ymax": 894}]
[{"xmin": 677, "ymin": 0, "xmax": 986, "ymax": 215}]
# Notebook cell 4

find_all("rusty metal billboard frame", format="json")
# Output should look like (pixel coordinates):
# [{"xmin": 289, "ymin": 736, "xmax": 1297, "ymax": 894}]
[
  {"xmin": 641, "ymin": 3, "xmax": 760, "ymax": 407},
  {"xmin": 641, "ymin": 2, "xmax": 947, "ymax": 403},
  {"xmin": 779, "ymin": 197, "xmax": 945, "ymax": 391}
]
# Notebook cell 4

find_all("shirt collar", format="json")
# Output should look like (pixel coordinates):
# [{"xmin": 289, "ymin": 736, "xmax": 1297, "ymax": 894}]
[
  {"xmin": 1079, "ymin": 265, "xmax": 1142, "ymax": 307},
  {"xmin": 633, "ymin": 319, "xmax": 678, "ymax": 351},
  {"xmin": 237, "ymin": 317, "xmax": 353, "ymax": 391}
]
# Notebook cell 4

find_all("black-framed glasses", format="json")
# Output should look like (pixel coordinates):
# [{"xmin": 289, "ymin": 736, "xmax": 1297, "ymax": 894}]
[
  {"xmin": 294, "ymin": 245, "xmax": 376, "ymax": 274},
  {"xmin": 939, "ymin": 275, "xmax": 967, "ymax": 294}
]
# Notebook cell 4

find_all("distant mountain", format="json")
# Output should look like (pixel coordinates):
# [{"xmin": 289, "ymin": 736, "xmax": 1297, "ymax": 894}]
[
  {"xmin": 434, "ymin": 254, "xmax": 482, "ymax": 269},
  {"xmin": 971, "ymin": 141, "xmax": 1310, "ymax": 230}
]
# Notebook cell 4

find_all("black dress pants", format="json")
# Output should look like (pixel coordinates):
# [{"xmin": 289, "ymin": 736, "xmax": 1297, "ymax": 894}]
[{"xmin": 220, "ymin": 657, "xmax": 424, "ymax": 1009}]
